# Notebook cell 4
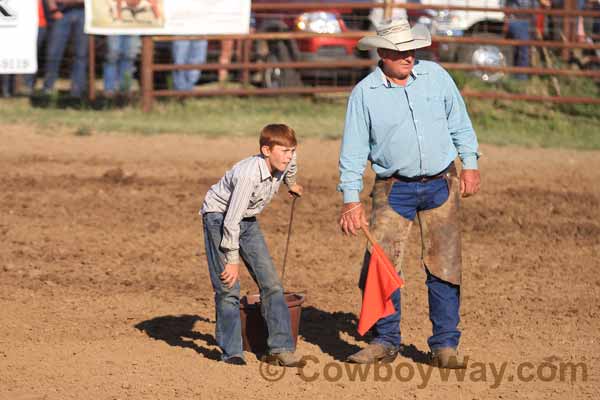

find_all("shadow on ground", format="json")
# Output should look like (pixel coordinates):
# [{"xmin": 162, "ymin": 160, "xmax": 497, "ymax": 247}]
[
  {"xmin": 135, "ymin": 314, "xmax": 221, "ymax": 361},
  {"xmin": 300, "ymin": 306, "xmax": 430, "ymax": 364}
]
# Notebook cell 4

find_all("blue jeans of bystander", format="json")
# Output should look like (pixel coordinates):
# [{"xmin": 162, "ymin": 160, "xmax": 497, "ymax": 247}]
[
  {"xmin": 172, "ymin": 40, "xmax": 207, "ymax": 91},
  {"xmin": 103, "ymin": 35, "xmax": 141, "ymax": 94},
  {"xmin": 43, "ymin": 7, "xmax": 88, "ymax": 97},
  {"xmin": 508, "ymin": 19, "xmax": 531, "ymax": 80},
  {"xmin": 24, "ymin": 27, "xmax": 48, "ymax": 91}
]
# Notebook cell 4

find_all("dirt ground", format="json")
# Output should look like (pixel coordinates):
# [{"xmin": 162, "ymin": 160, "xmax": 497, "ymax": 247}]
[{"xmin": 1, "ymin": 124, "xmax": 599, "ymax": 400}]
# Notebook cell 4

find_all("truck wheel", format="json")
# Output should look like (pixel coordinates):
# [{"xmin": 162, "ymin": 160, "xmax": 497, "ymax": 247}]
[
  {"xmin": 263, "ymin": 41, "xmax": 302, "ymax": 89},
  {"xmin": 457, "ymin": 33, "xmax": 513, "ymax": 82}
]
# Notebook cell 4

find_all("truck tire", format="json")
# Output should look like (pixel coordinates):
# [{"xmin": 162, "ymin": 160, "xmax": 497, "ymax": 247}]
[
  {"xmin": 263, "ymin": 41, "xmax": 302, "ymax": 89},
  {"xmin": 457, "ymin": 33, "xmax": 513, "ymax": 82}
]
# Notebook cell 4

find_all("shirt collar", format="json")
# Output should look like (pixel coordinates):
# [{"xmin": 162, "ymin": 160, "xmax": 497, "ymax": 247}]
[
  {"xmin": 257, "ymin": 155, "xmax": 272, "ymax": 181},
  {"xmin": 368, "ymin": 60, "xmax": 428, "ymax": 89}
]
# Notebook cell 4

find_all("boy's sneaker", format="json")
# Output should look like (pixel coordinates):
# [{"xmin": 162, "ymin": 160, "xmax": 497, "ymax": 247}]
[
  {"xmin": 263, "ymin": 352, "xmax": 306, "ymax": 367},
  {"xmin": 346, "ymin": 343, "xmax": 399, "ymax": 364},
  {"xmin": 224, "ymin": 356, "xmax": 247, "ymax": 366},
  {"xmin": 430, "ymin": 347, "xmax": 467, "ymax": 369}
]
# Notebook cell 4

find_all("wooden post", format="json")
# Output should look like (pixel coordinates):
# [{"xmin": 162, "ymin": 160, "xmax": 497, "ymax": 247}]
[
  {"xmin": 88, "ymin": 35, "xmax": 96, "ymax": 101},
  {"xmin": 242, "ymin": 38, "xmax": 251, "ymax": 86},
  {"xmin": 384, "ymin": 0, "xmax": 393, "ymax": 20},
  {"xmin": 562, "ymin": 0, "xmax": 575, "ymax": 61},
  {"xmin": 141, "ymin": 36, "xmax": 154, "ymax": 112}
]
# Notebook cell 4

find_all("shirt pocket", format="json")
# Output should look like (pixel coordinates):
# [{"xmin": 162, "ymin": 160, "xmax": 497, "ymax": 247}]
[
  {"xmin": 249, "ymin": 186, "xmax": 267, "ymax": 208},
  {"xmin": 427, "ymin": 96, "xmax": 447, "ymax": 120}
]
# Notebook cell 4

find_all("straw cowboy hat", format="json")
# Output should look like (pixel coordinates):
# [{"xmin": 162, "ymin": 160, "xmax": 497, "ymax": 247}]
[{"xmin": 357, "ymin": 19, "xmax": 431, "ymax": 52}]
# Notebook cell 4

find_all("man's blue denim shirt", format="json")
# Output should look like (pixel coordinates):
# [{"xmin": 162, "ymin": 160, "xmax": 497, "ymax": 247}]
[{"xmin": 338, "ymin": 60, "xmax": 480, "ymax": 203}]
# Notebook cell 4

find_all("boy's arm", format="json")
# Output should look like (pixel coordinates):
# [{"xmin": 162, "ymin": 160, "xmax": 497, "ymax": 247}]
[{"xmin": 221, "ymin": 174, "xmax": 256, "ymax": 265}]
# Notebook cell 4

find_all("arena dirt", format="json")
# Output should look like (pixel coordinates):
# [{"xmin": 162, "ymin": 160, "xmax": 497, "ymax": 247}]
[{"xmin": 1, "ymin": 125, "xmax": 599, "ymax": 399}]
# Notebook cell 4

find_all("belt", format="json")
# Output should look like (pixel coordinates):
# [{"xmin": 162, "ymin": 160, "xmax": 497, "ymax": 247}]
[{"xmin": 389, "ymin": 163, "xmax": 453, "ymax": 183}]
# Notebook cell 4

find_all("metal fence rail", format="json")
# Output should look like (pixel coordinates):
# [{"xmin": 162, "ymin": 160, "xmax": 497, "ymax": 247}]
[{"xmin": 82, "ymin": 2, "xmax": 600, "ymax": 110}]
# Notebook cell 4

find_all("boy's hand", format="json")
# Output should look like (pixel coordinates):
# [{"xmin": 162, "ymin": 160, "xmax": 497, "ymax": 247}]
[
  {"xmin": 220, "ymin": 264, "xmax": 239, "ymax": 288},
  {"xmin": 288, "ymin": 183, "xmax": 303, "ymax": 198}
]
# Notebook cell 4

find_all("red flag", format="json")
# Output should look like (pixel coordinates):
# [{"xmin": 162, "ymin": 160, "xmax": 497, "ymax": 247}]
[{"xmin": 357, "ymin": 244, "xmax": 405, "ymax": 336}]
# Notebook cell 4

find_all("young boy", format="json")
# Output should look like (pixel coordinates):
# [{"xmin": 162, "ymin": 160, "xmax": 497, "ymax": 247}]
[{"xmin": 200, "ymin": 124, "xmax": 304, "ymax": 366}]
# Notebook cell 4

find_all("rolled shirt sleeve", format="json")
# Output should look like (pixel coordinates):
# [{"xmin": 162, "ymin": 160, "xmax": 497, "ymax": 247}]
[
  {"xmin": 338, "ymin": 87, "xmax": 371, "ymax": 203},
  {"xmin": 442, "ymin": 69, "xmax": 480, "ymax": 170},
  {"xmin": 284, "ymin": 151, "xmax": 298, "ymax": 187}
]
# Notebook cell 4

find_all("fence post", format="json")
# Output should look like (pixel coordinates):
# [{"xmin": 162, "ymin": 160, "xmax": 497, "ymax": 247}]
[
  {"xmin": 141, "ymin": 36, "xmax": 154, "ymax": 112},
  {"xmin": 88, "ymin": 35, "xmax": 96, "ymax": 102},
  {"xmin": 562, "ymin": 0, "xmax": 575, "ymax": 61},
  {"xmin": 242, "ymin": 38, "xmax": 251, "ymax": 86},
  {"xmin": 384, "ymin": 0, "xmax": 393, "ymax": 20}
]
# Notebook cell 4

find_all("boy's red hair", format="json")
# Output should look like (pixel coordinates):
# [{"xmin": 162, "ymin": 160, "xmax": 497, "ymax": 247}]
[{"xmin": 259, "ymin": 124, "xmax": 297, "ymax": 149}]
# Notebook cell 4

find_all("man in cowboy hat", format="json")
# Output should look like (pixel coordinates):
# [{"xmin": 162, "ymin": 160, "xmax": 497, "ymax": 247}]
[{"xmin": 338, "ymin": 19, "xmax": 480, "ymax": 368}]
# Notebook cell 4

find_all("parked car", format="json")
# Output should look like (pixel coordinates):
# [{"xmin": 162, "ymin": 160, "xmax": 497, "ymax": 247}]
[
  {"xmin": 252, "ymin": 0, "xmax": 438, "ymax": 87},
  {"xmin": 417, "ymin": 0, "xmax": 512, "ymax": 81}
]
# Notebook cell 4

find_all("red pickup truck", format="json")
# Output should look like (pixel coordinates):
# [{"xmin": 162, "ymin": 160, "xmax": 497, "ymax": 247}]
[{"xmin": 251, "ymin": 0, "xmax": 438, "ymax": 87}]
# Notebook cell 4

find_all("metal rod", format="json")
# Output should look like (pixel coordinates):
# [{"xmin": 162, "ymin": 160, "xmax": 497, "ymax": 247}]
[
  {"xmin": 152, "ymin": 60, "xmax": 600, "ymax": 78},
  {"xmin": 151, "ymin": 86, "xmax": 600, "ymax": 104},
  {"xmin": 461, "ymin": 91, "xmax": 600, "ymax": 104},
  {"xmin": 151, "ymin": 33, "xmax": 600, "ymax": 51},
  {"xmin": 242, "ymin": 38, "xmax": 251, "ymax": 86},
  {"xmin": 153, "ymin": 86, "xmax": 354, "ymax": 97},
  {"xmin": 88, "ymin": 35, "xmax": 96, "ymax": 101},
  {"xmin": 141, "ymin": 36, "xmax": 154, "ymax": 112},
  {"xmin": 249, "ymin": 2, "xmax": 600, "ymax": 17},
  {"xmin": 281, "ymin": 196, "xmax": 298, "ymax": 284}
]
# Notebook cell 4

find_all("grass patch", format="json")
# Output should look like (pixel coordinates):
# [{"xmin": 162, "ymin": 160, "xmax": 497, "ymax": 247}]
[{"xmin": 1, "ymin": 73, "xmax": 598, "ymax": 150}]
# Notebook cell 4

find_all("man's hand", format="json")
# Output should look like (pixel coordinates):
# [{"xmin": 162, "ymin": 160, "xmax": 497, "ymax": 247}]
[
  {"xmin": 220, "ymin": 264, "xmax": 239, "ymax": 288},
  {"xmin": 460, "ymin": 169, "xmax": 481, "ymax": 197},
  {"xmin": 339, "ymin": 202, "xmax": 368, "ymax": 236},
  {"xmin": 288, "ymin": 183, "xmax": 303, "ymax": 198}
]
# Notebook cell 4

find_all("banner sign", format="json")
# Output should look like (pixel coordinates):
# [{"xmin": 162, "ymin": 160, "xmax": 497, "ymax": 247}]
[
  {"xmin": 0, "ymin": 0, "xmax": 38, "ymax": 73},
  {"xmin": 84, "ymin": 0, "xmax": 251, "ymax": 35}
]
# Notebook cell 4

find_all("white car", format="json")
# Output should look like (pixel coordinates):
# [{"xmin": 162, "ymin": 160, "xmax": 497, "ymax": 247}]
[{"xmin": 418, "ymin": 0, "xmax": 511, "ymax": 81}]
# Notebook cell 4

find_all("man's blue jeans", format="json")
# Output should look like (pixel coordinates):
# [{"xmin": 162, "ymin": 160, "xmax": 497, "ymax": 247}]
[
  {"xmin": 43, "ymin": 8, "xmax": 88, "ymax": 96},
  {"xmin": 507, "ymin": 19, "xmax": 531, "ymax": 80},
  {"xmin": 103, "ymin": 35, "xmax": 141, "ymax": 94},
  {"xmin": 172, "ymin": 40, "xmax": 207, "ymax": 91},
  {"xmin": 202, "ymin": 212, "xmax": 295, "ymax": 361},
  {"xmin": 370, "ymin": 178, "xmax": 461, "ymax": 351}
]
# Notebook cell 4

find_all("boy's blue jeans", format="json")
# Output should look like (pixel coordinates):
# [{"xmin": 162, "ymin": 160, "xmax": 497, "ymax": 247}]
[
  {"xmin": 370, "ymin": 178, "xmax": 461, "ymax": 351},
  {"xmin": 202, "ymin": 212, "xmax": 295, "ymax": 361}
]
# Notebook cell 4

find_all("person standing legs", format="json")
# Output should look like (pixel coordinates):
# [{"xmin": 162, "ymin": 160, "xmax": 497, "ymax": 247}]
[
  {"xmin": 508, "ymin": 19, "xmax": 531, "ymax": 80},
  {"xmin": 69, "ymin": 7, "xmax": 88, "ymax": 97},
  {"xmin": 43, "ymin": 10, "xmax": 72, "ymax": 94}
]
